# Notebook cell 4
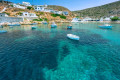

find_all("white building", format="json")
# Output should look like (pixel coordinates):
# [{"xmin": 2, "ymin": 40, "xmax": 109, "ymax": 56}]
[
  {"xmin": 52, "ymin": 11, "xmax": 63, "ymax": 14},
  {"xmin": 18, "ymin": 12, "xmax": 38, "ymax": 17},
  {"xmin": 83, "ymin": 17, "xmax": 92, "ymax": 21},
  {"xmin": 22, "ymin": 2, "xmax": 31, "ymax": 6},
  {"xmin": 13, "ymin": 4, "xmax": 26, "ymax": 9},
  {"xmin": 71, "ymin": 18, "xmax": 79, "ymax": 22},
  {"xmin": 104, "ymin": 17, "xmax": 111, "ymax": 21},
  {"xmin": 34, "ymin": 5, "xmax": 47, "ymax": 11},
  {"xmin": 62, "ymin": 11, "xmax": 69, "ymax": 16}
]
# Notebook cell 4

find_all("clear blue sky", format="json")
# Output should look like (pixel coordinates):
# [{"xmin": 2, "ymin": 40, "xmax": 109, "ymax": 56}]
[{"xmin": 9, "ymin": 0, "xmax": 118, "ymax": 11}]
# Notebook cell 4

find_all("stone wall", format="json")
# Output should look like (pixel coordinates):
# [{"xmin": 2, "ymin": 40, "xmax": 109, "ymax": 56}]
[{"xmin": 0, "ymin": 17, "xmax": 23, "ymax": 23}]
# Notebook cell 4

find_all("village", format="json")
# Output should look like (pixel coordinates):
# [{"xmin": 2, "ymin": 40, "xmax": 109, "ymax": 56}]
[{"xmin": 0, "ymin": 1, "xmax": 120, "ymax": 25}]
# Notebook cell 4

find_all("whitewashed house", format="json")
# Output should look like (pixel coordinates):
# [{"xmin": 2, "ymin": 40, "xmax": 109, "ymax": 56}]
[
  {"xmin": 104, "ymin": 17, "xmax": 111, "ymax": 21},
  {"xmin": 62, "ymin": 11, "xmax": 69, "ymax": 16},
  {"xmin": 34, "ymin": 5, "xmax": 47, "ymax": 11},
  {"xmin": 83, "ymin": 17, "xmax": 92, "ymax": 21},
  {"xmin": 18, "ymin": 12, "xmax": 38, "ymax": 18},
  {"xmin": 13, "ymin": 4, "xmax": 26, "ymax": 9},
  {"xmin": 22, "ymin": 2, "xmax": 31, "ymax": 6},
  {"xmin": 52, "ymin": 11, "xmax": 63, "ymax": 14}
]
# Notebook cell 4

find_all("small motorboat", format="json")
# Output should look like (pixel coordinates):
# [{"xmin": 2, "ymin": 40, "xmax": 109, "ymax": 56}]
[
  {"xmin": 31, "ymin": 23, "xmax": 37, "ymax": 25},
  {"xmin": 31, "ymin": 26, "xmax": 37, "ymax": 29},
  {"xmin": 8, "ymin": 24, "xmax": 21, "ymax": 26},
  {"xmin": 67, "ymin": 34, "xmax": 80, "ymax": 40},
  {"xmin": 0, "ymin": 30, "xmax": 7, "ymax": 33},
  {"xmin": 67, "ymin": 25, "xmax": 72, "ymax": 29},
  {"xmin": 51, "ymin": 22, "xmax": 57, "ymax": 28},
  {"xmin": 98, "ymin": 24, "xmax": 112, "ymax": 29}
]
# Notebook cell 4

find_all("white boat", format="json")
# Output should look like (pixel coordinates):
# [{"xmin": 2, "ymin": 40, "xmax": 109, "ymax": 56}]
[
  {"xmin": 67, "ymin": 34, "xmax": 80, "ymax": 40},
  {"xmin": 0, "ymin": 30, "xmax": 7, "ymax": 33},
  {"xmin": 31, "ymin": 26, "xmax": 37, "ymax": 29},
  {"xmin": 51, "ymin": 22, "xmax": 57, "ymax": 28},
  {"xmin": 71, "ymin": 18, "xmax": 79, "ymax": 23},
  {"xmin": 98, "ymin": 24, "xmax": 112, "ymax": 29}
]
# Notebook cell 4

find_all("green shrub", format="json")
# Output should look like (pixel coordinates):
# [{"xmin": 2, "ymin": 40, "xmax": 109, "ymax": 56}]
[
  {"xmin": 11, "ymin": 5, "xmax": 13, "ymax": 7},
  {"xmin": 60, "ymin": 15, "xmax": 66, "ymax": 19},
  {"xmin": 33, "ymin": 18, "xmax": 43, "ymax": 21},
  {"xmin": 44, "ymin": 18, "xmax": 48, "ymax": 21},
  {"xmin": 3, "ymin": 12, "xmax": 10, "ymax": 16},
  {"xmin": 40, "ymin": 12, "xmax": 44, "ymax": 15},
  {"xmin": 111, "ymin": 16, "xmax": 119, "ymax": 21},
  {"xmin": 51, "ymin": 14, "xmax": 60, "ymax": 17},
  {"xmin": 27, "ymin": 6, "xmax": 33, "ymax": 10},
  {"xmin": 17, "ymin": 12, "xmax": 22, "ymax": 15}
]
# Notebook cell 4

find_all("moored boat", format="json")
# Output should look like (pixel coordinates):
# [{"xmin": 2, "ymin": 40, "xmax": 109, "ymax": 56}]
[
  {"xmin": 67, "ymin": 34, "xmax": 80, "ymax": 40},
  {"xmin": 67, "ymin": 25, "xmax": 72, "ymax": 29},
  {"xmin": 51, "ymin": 22, "xmax": 57, "ymax": 28},
  {"xmin": 98, "ymin": 24, "xmax": 112, "ymax": 29},
  {"xmin": 0, "ymin": 30, "xmax": 7, "ymax": 33},
  {"xmin": 31, "ymin": 26, "xmax": 37, "ymax": 29}
]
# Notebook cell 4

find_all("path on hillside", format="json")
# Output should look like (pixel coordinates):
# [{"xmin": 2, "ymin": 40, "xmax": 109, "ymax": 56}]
[{"xmin": 0, "ymin": 7, "xmax": 7, "ymax": 13}]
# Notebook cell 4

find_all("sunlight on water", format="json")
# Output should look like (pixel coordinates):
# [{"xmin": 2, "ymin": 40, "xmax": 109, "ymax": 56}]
[{"xmin": 0, "ymin": 22, "xmax": 120, "ymax": 80}]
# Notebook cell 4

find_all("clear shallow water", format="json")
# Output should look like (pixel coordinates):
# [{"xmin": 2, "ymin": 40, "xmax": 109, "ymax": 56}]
[{"xmin": 0, "ymin": 22, "xmax": 120, "ymax": 80}]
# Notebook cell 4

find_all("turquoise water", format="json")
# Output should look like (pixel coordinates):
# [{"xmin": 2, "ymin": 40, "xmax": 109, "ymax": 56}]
[{"xmin": 0, "ymin": 22, "xmax": 120, "ymax": 80}]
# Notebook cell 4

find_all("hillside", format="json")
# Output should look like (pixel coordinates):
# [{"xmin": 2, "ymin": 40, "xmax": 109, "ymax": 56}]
[
  {"xmin": 1, "ymin": 4, "xmax": 74, "ymax": 22},
  {"xmin": 48, "ymin": 5, "xmax": 70, "ymax": 11},
  {"xmin": 48, "ymin": 5, "xmax": 74, "ymax": 16},
  {"xmin": 73, "ymin": 1, "xmax": 120, "ymax": 18}
]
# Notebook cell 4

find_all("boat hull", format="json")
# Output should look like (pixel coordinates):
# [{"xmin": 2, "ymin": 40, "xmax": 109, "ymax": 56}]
[
  {"xmin": 67, "ymin": 34, "xmax": 79, "ymax": 40},
  {"xmin": 31, "ymin": 26, "xmax": 37, "ymax": 29},
  {"xmin": 51, "ymin": 25, "xmax": 57, "ymax": 28},
  {"xmin": 67, "ymin": 26, "xmax": 72, "ymax": 29},
  {"xmin": 0, "ymin": 30, "xmax": 7, "ymax": 33},
  {"xmin": 98, "ymin": 26, "xmax": 112, "ymax": 29}
]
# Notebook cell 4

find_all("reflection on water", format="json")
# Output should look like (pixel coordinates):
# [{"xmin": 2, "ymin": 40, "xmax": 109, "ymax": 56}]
[{"xmin": 0, "ymin": 22, "xmax": 120, "ymax": 80}]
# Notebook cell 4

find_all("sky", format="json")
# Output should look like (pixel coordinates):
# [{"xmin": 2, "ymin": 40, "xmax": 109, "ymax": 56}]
[{"xmin": 9, "ymin": 0, "xmax": 119, "ymax": 11}]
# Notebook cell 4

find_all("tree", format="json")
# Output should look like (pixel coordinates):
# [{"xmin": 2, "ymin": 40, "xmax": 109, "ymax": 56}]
[
  {"xmin": 27, "ymin": 6, "xmax": 33, "ymax": 10},
  {"xmin": 111, "ymin": 16, "xmax": 119, "ymax": 21}
]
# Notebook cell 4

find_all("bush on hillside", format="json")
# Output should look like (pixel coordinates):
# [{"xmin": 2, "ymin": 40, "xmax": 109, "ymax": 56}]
[
  {"xmin": 16, "ymin": 12, "xmax": 22, "ymax": 15},
  {"xmin": 51, "ymin": 14, "xmax": 60, "ymax": 17},
  {"xmin": 33, "ymin": 18, "xmax": 43, "ymax": 21},
  {"xmin": 3, "ymin": 12, "xmax": 10, "ymax": 16},
  {"xmin": 27, "ymin": 6, "xmax": 33, "ymax": 10},
  {"xmin": 60, "ymin": 15, "xmax": 66, "ymax": 19},
  {"xmin": 44, "ymin": 18, "xmax": 48, "ymax": 21},
  {"xmin": 40, "ymin": 12, "xmax": 44, "ymax": 15},
  {"xmin": 111, "ymin": 16, "xmax": 119, "ymax": 21}
]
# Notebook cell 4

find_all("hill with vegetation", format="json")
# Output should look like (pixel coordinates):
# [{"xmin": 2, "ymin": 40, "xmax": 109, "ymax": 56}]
[
  {"xmin": 0, "ymin": 3, "xmax": 74, "ymax": 22},
  {"xmin": 48, "ymin": 5, "xmax": 70, "ymax": 11},
  {"xmin": 73, "ymin": 1, "xmax": 120, "ymax": 18},
  {"xmin": 48, "ymin": 5, "xmax": 74, "ymax": 16}
]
